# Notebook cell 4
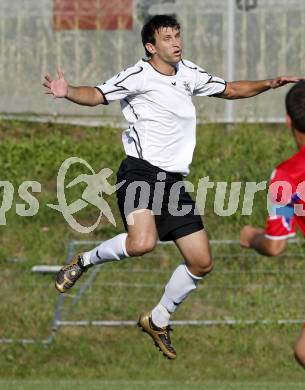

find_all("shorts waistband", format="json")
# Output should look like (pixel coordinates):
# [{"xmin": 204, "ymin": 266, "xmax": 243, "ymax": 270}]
[{"xmin": 126, "ymin": 156, "xmax": 183, "ymax": 181}]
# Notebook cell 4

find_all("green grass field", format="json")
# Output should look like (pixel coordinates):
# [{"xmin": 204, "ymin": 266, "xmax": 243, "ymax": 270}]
[
  {"xmin": 0, "ymin": 380, "xmax": 305, "ymax": 390},
  {"xmin": 0, "ymin": 119, "xmax": 305, "ymax": 388}
]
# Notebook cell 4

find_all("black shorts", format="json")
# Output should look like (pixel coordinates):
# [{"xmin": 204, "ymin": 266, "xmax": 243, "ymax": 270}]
[{"xmin": 116, "ymin": 156, "xmax": 204, "ymax": 241}]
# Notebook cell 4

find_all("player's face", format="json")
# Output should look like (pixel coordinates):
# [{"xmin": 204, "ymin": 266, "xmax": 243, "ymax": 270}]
[{"xmin": 150, "ymin": 27, "xmax": 182, "ymax": 64}]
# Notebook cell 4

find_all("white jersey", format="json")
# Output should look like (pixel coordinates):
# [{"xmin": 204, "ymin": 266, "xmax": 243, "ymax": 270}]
[{"xmin": 96, "ymin": 59, "xmax": 226, "ymax": 176}]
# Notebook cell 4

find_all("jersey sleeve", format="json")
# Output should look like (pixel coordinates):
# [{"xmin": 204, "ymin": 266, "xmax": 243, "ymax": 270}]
[
  {"xmin": 193, "ymin": 66, "xmax": 227, "ymax": 97},
  {"xmin": 264, "ymin": 168, "xmax": 297, "ymax": 240},
  {"xmin": 95, "ymin": 65, "xmax": 144, "ymax": 103}
]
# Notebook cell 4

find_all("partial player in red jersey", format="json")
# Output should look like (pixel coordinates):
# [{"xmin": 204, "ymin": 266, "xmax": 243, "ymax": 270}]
[
  {"xmin": 264, "ymin": 153, "xmax": 305, "ymax": 243},
  {"xmin": 240, "ymin": 81, "xmax": 305, "ymax": 368}
]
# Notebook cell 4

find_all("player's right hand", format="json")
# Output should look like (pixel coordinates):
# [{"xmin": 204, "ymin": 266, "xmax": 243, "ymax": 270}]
[
  {"xmin": 43, "ymin": 66, "xmax": 68, "ymax": 98},
  {"xmin": 240, "ymin": 225, "xmax": 264, "ymax": 248}
]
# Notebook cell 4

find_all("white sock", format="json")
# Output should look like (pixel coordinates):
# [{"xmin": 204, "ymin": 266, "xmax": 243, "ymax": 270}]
[
  {"xmin": 151, "ymin": 264, "xmax": 202, "ymax": 328},
  {"xmin": 82, "ymin": 233, "xmax": 129, "ymax": 266},
  {"xmin": 151, "ymin": 303, "xmax": 170, "ymax": 328}
]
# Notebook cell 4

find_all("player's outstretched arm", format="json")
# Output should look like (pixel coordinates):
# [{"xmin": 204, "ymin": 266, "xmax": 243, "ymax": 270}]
[
  {"xmin": 42, "ymin": 66, "xmax": 105, "ymax": 106},
  {"xmin": 240, "ymin": 225, "xmax": 287, "ymax": 256},
  {"xmin": 220, "ymin": 76, "xmax": 303, "ymax": 100}
]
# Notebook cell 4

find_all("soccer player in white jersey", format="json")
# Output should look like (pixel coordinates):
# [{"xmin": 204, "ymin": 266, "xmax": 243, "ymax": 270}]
[{"xmin": 43, "ymin": 15, "xmax": 300, "ymax": 359}]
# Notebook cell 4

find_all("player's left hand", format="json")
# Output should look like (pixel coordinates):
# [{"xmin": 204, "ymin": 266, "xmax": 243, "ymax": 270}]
[
  {"xmin": 270, "ymin": 76, "xmax": 304, "ymax": 89},
  {"xmin": 240, "ymin": 225, "xmax": 264, "ymax": 248}
]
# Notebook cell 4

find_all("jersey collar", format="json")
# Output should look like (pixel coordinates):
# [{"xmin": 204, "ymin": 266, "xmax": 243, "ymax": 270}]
[{"xmin": 142, "ymin": 58, "xmax": 179, "ymax": 76}]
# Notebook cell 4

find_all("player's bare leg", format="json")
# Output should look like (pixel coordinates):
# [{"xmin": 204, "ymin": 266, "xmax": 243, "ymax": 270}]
[
  {"xmin": 55, "ymin": 209, "xmax": 157, "ymax": 293},
  {"xmin": 125, "ymin": 209, "xmax": 158, "ymax": 256},
  {"xmin": 175, "ymin": 229, "xmax": 213, "ymax": 276},
  {"xmin": 294, "ymin": 327, "xmax": 305, "ymax": 368}
]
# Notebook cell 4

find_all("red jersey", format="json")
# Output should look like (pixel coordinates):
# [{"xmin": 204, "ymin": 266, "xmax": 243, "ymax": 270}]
[{"xmin": 265, "ymin": 144, "xmax": 305, "ymax": 239}]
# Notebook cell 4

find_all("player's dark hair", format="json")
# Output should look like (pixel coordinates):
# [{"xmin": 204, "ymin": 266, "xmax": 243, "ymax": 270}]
[
  {"xmin": 286, "ymin": 81, "xmax": 305, "ymax": 133},
  {"xmin": 141, "ymin": 14, "xmax": 180, "ymax": 57}
]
